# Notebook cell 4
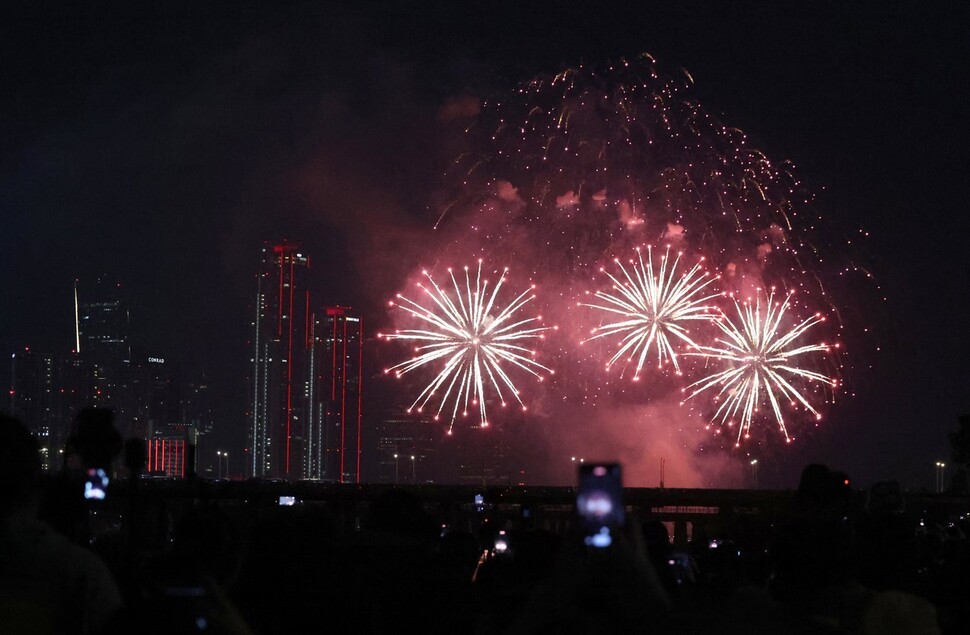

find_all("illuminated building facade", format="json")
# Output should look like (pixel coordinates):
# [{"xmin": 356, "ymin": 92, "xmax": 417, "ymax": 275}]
[
  {"xmin": 146, "ymin": 435, "xmax": 187, "ymax": 478},
  {"xmin": 375, "ymin": 405, "xmax": 437, "ymax": 484},
  {"xmin": 75, "ymin": 278, "xmax": 131, "ymax": 362},
  {"xmin": 181, "ymin": 377, "xmax": 215, "ymax": 474},
  {"xmin": 450, "ymin": 426, "xmax": 514, "ymax": 486},
  {"xmin": 74, "ymin": 277, "xmax": 133, "ymax": 435},
  {"xmin": 128, "ymin": 353, "xmax": 180, "ymax": 442},
  {"xmin": 9, "ymin": 348, "xmax": 56, "ymax": 470},
  {"xmin": 307, "ymin": 306, "xmax": 363, "ymax": 483},
  {"xmin": 53, "ymin": 351, "xmax": 90, "ymax": 466},
  {"xmin": 248, "ymin": 243, "xmax": 311, "ymax": 479}
]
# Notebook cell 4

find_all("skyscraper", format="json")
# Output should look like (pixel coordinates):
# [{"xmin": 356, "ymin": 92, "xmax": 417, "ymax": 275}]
[
  {"xmin": 75, "ymin": 277, "xmax": 131, "ymax": 362},
  {"xmin": 307, "ymin": 306, "xmax": 363, "ymax": 483},
  {"xmin": 247, "ymin": 243, "xmax": 311, "ymax": 479},
  {"xmin": 128, "ymin": 353, "xmax": 180, "ymax": 440},
  {"xmin": 54, "ymin": 351, "xmax": 91, "ymax": 465},
  {"xmin": 9, "ymin": 348, "xmax": 55, "ymax": 470},
  {"xmin": 74, "ymin": 277, "xmax": 132, "ymax": 435}
]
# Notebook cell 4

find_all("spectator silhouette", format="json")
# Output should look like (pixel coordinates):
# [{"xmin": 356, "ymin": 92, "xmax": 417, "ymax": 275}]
[
  {"xmin": 0, "ymin": 412, "xmax": 123, "ymax": 634},
  {"xmin": 641, "ymin": 520, "xmax": 680, "ymax": 596},
  {"xmin": 436, "ymin": 527, "xmax": 482, "ymax": 583},
  {"xmin": 854, "ymin": 481, "xmax": 920, "ymax": 594},
  {"xmin": 66, "ymin": 408, "xmax": 123, "ymax": 474},
  {"xmin": 498, "ymin": 515, "xmax": 673, "ymax": 635},
  {"xmin": 473, "ymin": 527, "xmax": 563, "ymax": 635},
  {"xmin": 726, "ymin": 463, "xmax": 943, "ymax": 634},
  {"xmin": 232, "ymin": 502, "xmax": 340, "ymax": 634},
  {"xmin": 38, "ymin": 408, "xmax": 123, "ymax": 546},
  {"xmin": 133, "ymin": 504, "xmax": 253, "ymax": 635},
  {"xmin": 430, "ymin": 527, "xmax": 483, "ymax": 630},
  {"xmin": 346, "ymin": 488, "xmax": 447, "ymax": 633}
]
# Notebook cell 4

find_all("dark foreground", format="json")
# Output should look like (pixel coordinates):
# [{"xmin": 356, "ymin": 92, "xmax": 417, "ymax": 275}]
[{"xmin": 29, "ymin": 473, "xmax": 970, "ymax": 634}]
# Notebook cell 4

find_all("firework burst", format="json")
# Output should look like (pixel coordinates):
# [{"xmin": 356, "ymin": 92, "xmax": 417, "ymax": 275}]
[
  {"xmin": 383, "ymin": 53, "xmax": 871, "ymax": 468},
  {"xmin": 681, "ymin": 288, "xmax": 838, "ymax": 445},
  {"xmin": 380, "ymin": 261, "xmax": 553, "ymax": 432},
  {"xmin": 582, "ymin": 245, "xmax": 721, "ymax": 379}
]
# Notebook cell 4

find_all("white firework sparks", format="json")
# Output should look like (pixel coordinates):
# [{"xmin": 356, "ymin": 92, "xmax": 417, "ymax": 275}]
[
  {"xmin": 682, "ymin": 288, "xmax": 837, "ymax": 445},
  {"xmin": 380, "ymin": 261, "xmax": 553, "ymax": 432},
  {"xmin": 582, "ymin": 245, "xmax": 720, "ymax": 378}
]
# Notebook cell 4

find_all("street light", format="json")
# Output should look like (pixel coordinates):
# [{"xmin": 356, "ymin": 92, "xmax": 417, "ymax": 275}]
[
  {"xmin": 410, "ymin": 454, "xmax": 416, "ymax": 483},
  {"xmin": 215, "ymin": 451, "xmax": 229, "ymax": 480},
  {"xmin": 750, "ymin": 459, "xmax": 759, "ymax": 489},
  {"xmin": 393, "ymin": 453, "xmax": 399, "ymax": 483},
  {"xmin": 570, "ymin": 456, "xmax": 585, "ymax": 483},
  {"xmin": 936, "ymin": 461, "xmax": 946, "ymax": 494}
]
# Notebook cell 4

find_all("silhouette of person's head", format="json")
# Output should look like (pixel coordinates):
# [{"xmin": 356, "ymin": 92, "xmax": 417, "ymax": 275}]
[
  {"xmin": 795, "ymin": 463, "xmax": 852, "ymax": 519},
  {"xmin": 0, "ymin": 412, "xmax": 41, "ymax": 518},
  {"xmin": 771, "ymin": 463, "xmax": 857, "ymax": 602},
  {"xmin": 66, "ymin": 407, "xmax": 123, "ymax": 471},
  {"xmin": 643, "ymin": 519, "xmax": 672, "ymax": 554}
]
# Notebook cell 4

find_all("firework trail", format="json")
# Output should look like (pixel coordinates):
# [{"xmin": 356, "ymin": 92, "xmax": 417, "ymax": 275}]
[
  {"xmin": 681, "ymin": 288, "xmax": 838, "ymax": 445},
  {"xmin": 380, "ymin": 261, "xmax": 553, "ymax": 433},
  {"xmin": 582, "ymin": 245, "xmax": 721, "ymax": 378}
]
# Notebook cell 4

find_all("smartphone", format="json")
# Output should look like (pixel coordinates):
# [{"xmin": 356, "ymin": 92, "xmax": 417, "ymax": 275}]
[
  {"xmin": 576, "ymin": 462, "xmax": 625, "ymax": 548},
  {"xmin": 278, "ymin": 495, "xmax": 297, "ymax": 506},
  {"xmin": 84, "ymin": 468, "xmax": 109, "ymax": 500}
]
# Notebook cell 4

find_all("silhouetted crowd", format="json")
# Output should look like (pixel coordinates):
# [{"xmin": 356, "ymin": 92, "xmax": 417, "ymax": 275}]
[{"xmin": 3, "ymin": 410, "xmax": 969, "ymax": 634}]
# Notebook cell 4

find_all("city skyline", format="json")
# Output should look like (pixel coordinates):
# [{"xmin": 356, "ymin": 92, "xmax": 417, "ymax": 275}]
[
  {"xmin": 3, "ymin": 1, "xmax": 968, "ymax": 490},
  {"xmin": 6, "ymin": 240, "xmax": 375, "ymax": 482}
]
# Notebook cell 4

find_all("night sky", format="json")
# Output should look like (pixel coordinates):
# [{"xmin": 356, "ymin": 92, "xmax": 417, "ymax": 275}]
[{"xmin": 2, "ymin": 0, "xmax": 967, "ymax": 489}]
